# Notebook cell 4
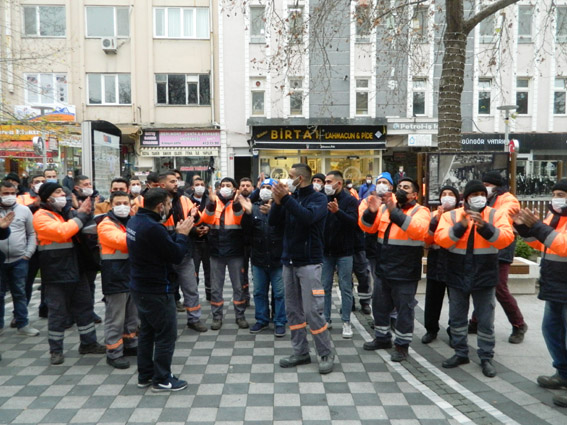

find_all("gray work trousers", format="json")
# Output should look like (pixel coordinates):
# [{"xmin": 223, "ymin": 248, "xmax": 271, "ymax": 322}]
[
  {"xmin": 448, "ymin": 286, "xmax": 496, "ymax": 360},
  {"xmin": 210, "ymin": 256, "xmax": 246, "ymax": 320},
  {"xmin": 104, "ymin": 292, "xmax": 139, "ymax": 359},
  {"xmin": 353, "ymin": 251, "xmax": 371, "ymax": 305},
  {"xmin": 174, "ymin": 252, "xmax": 202, "ymax": 323},
  {"xmin": 283, "ymin": 264, "xmax": 333, "ymax": 357},
  {"xmin": 45, "ymin": 274, "xmax": 97, "ymax": 353},
  {"xmin": 373, "ymin": 278, "xmax": 418, "ymax": 347}
]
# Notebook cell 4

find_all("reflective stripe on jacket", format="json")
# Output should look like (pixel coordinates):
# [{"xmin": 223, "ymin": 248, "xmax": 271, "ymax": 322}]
[
  {"xmin": 520, "ymin": 211, "xmax": 567, "ymax": 303},
  {"xmin": 98, "ymin": 215, "xmax": 130, "ymax": 294},
  {"xmin": 434, "ymin": 206, "xmax": 514, "ymax": 290},
  {"xmin": 162, "ymin": 195, "xmax": 194, "ymax": 232},
  {"xmin": 200, "ymin": 198, "xmax": 244, "ymax": 257},
  {"xmin": 33, "ymin": 208, "xmax": 82, "ymax": 284},
  {"xmin": 490, "ymin": 191, "xmax": 520, "ymax": 262},
  {"xmin": 359, "ymin": 202, "xmax": 430, "ymax": 281}
]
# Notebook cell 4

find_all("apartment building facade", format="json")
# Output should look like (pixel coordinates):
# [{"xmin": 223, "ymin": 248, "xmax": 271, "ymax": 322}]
[
  {"xmin": 221, "ymin": 0, "xmax": 567, "ymax": 187},
  {"xmin": 0, "ymin": 0, "xmax": 219, "ymax": 187}
]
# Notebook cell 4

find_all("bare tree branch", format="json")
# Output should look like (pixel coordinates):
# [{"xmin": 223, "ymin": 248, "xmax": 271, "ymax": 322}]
[{"xmin": 463, "ymin": 0, "xmax": 521, "ymax": 34}]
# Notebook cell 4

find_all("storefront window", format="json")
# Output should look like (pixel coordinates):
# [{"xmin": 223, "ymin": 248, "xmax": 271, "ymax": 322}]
[{"xmin": 328, "ymin": 151, "xmax": 375, "ymax": 186}]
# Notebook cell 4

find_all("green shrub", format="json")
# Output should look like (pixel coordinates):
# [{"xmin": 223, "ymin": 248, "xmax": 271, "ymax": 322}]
[{"xmin": 515, "ymin": 237, "xmax": 537, "ymax": 259}]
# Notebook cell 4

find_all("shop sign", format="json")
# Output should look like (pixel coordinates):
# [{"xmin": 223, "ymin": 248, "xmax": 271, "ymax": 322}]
[
  {"xmin": 141, "ymin": 130, "xmax": 221, "ymax": 147},
  {"xmin": 180, "ymin": 165, "xmax": 209, "ymax": 171},
  {"xmin": 14, "ymin": 105, "xmax": 76, "ymax": 122},
  {"xmin": 0, "ymin": 125, "xmax": 41, "ymax": 141},
  {"xmin": 462, "ymin": 132, "xmax": 567, "ymax": 152},
  {"xmin": 389, "ymin": 121, "xmax": 438, "ymax": 132},
  {"xmin": 140, "ymin": 148, "xmax": 218, "ymax": 157},
  {"xmin": 251, "ymin": 125, "xmax": 386, "ymax": 149},
  {"xmin": 408, "ymin": 134, "xmax": 432, "ymax": 147}
]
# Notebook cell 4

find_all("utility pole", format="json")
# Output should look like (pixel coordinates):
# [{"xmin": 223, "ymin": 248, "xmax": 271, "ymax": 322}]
[{"xmin": 497, "ymin": 105, "xmax": 518, "ymax": 152}]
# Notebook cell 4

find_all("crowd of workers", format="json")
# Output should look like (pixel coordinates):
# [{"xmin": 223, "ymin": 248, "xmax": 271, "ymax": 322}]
[{"xmin": 0, "ymin": 164, "xmax": 566, "ymax": 407}]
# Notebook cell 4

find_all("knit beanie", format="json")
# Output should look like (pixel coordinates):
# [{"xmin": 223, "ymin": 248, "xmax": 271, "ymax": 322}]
[
  {"xmin": 439, "ymin": 185, "xmax": 460, "ymax": 201},
  {"xmin": 38, "ymin": 182, "xmax": 62, "ymax": 202},
  {"xmin": 376, "ymin": 172, "xmax": 393, "ymax": 185},
  {"xmin": 482, "ymin": 171, "xmax": 504, "ymax": 187},
  {"xmin": 463, "ymin": 180, "xmax": 487, "ymax": 200},
  {"xmin": 312, "ymin": 173, "xmax": 326, "ymax": 183},
  {"xmin": 552, "ymin": 179, "xmax": 567, "ymax": 193}
]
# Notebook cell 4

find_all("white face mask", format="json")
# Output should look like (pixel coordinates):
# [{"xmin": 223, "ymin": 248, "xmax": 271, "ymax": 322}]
[
  {"xmin": 194, "ymin": 185, "xmax": 206, "ymax": 196},
  {"xmin": 287, "ymin": 178, "xmax": 298, "ymax": 193},
  {"xmin": 259, "ymin": 188, "xmax": 272, "ymax": 201},
  {"xmin": 312, "ymin": 182, "xmax": 322, "ymax": 192},
  {"xmin": 324, "ymin": 184, "xmax": 336, "ymax": 196},
  {"xmin": 219, "ymin": 187, "xmax": 233, "ymax": 198},
  {"xmin": 376, "ymin": 183, "xmax": 389, "ymax": 195},
  {"xmin": 440, "ymin": 196, "xmax": 456, "ymax": 209},
  {"xmin": 486, "ymin": 186, "xmax": 494, "ymax": 197},
  {"xmin": 82, "ymin": 187, "xmax": 93, "ymax": 197},
  {"xmin": 113, "ymin": 205, "xmax": 131, "ymax": 218},
  {"xmin": 552, "ymin": 197, "xmax": 567, "ymax": 213},
  {"xmin": 130, "ymin": 185, "xmax": 141, "ymax": 195},
  {"xmin": 468, "ymin": 196, "xmax": 487, "ymax": 210},
  {"xmin": 1, "ymin": 195, "xmax": 17, "ymax": 207},
  {"xmin": 33, "ymin": 182, "xmax": 43, "ymax": 193},
  {"xmin": 176, "ymin": 181, "xmax": 184, "ymax": 188},
  {"xmin": 366, "ymin": 179, "xmax": 372, "ymax": 185},
  {"xmin": 347, "ymin": 183, "xmax": 353, "ymax": 189},
  {"xmin": 51, "ymin": 196, "xmax": 67, "ymax": 210}
]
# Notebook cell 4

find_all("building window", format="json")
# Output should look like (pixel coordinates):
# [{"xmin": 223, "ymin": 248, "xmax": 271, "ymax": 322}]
[
  {"xmin": 412, "ymin": 78, "xmax": 426, "ymax": 115},
  {"xmin": 518, "ymin": 5, "xmax": 533, "ymax": 41},
  {"xmin": 251, "ymin": 79, "xmax": 265, "ymax": 116},
  {"xmin": 478, "ymin": 78, "xmax": 492, "ymax": 115},
  {"xmin": 288, "ymin": 7, "xmax": 304, "ymax": 44},
  {"xmin": 86, "ymin": 6, "xmax": 129, "ymax": 37},
  {"xmin": 479, "ymin": 15, "xmax": 495, "ymax": 43},
  {"xmin": 412, "ymin": 6, "xmax": 428, "ymax": 41},
  {"xmin": 87, "ymin": 74, "xmax": 131, "ymax": 105},
  {"xmin": 156, "ymin": 74, "xmax": 210, "ymax": 105},
  {"xmin": 516, "ymin": 78, "xmax": 530, "ymax": 114},
  {"xmin": 154, "ymin": 7, "xmax": 209, "ymax": 39},
  {"xmin": 356, "ymin": 79, "xmax": 369, "ymax": 115},
  {"xmin": 355, "ymin": 3, "xmax": 372, "ymax": 43},
  {"xmin": 25, "ymin": 73, "xmax": 67, "ymax": 105},
  {"xmin": 289, "ymin": 78, "xmax": 303, "ymax": 116},
  {"xmin": 250, "ymin": 7, "xmax": 265, "ymax": 43},
  {"xmin": 557, "ymin": 7, "xmax": 567, "ymax": 43},
  {"xmin": 554, "ymin": 78, "xmax": 567, "ymax": 115},
  {"xmin": 23, "ymin": 5, "xmax": 65, "ymax": 37}
]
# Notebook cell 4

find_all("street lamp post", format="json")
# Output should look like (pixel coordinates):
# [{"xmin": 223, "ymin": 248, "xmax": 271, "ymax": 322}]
[{"xmin": 497, "ymin": 105, "xmax": 518, "ymax": 152}]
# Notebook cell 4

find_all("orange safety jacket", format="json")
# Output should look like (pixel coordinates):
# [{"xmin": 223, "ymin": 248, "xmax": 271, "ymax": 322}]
[
  {"xmin": 518, "ymin": 210, "xmax": 567, "ymax": 303},
  {"xmin": 489, "ymin": 191, "xmax": 520, "ymax": 262},
  {"xmin": 17, "ymin": 192, "xmax": 39, "ymax": 207},
  {"xmin": 201, "ymin": 198, "xmax": 245, "ymax": 257},
  {"xmin": 98, "ymin": 214, "xmax": 130, "ymax": 294},
  {"xmin": 434, "ymin": 206, "xmax": 514, "ymax": 290},
  {"xmin": 349, "ymin": 188, "xmax": 360, "ymax": 200},
  {"xmin": 162, "ymin": 195, "xmax": 195, "ymax": 232},
  {"xmin": 33, "ymin": 208, "xmax": 83, "ymax": 284},
  {"xmin": 359, "ymin": 201, "xmax": 430, "ymax": 281}
]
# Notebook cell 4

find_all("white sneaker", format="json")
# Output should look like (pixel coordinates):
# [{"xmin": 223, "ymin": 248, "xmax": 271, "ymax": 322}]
[
  {"xmin": 342, "ymin": 322, "xmax": 353, "ymax": 339},
  {"xmin": 327, "ymin": 321, "xmax": 333, "ymax": 330},
  {"xmin": 17, "ymin": 325, "xmax": 40, "ymax": 337}
]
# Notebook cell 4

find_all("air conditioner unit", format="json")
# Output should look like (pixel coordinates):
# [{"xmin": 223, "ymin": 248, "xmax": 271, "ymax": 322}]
[{"xmin": 101, "ymin": 37, "xmax": 117, "ymax": 53}]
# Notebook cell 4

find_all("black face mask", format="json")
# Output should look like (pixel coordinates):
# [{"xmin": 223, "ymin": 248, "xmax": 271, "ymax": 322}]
[{"xmin": 395, "ymin": 189, "xmax": 408, "ymax": 205}]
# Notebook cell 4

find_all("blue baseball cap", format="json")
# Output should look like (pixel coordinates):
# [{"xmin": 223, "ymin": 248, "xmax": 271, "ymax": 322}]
[
  {"xmin": 261, "ymin": 178, "xmax": 277, "ymax": 187},
  {"xmin": 376, "ymin": 172, "xmax": 393, "ymax": 185}
]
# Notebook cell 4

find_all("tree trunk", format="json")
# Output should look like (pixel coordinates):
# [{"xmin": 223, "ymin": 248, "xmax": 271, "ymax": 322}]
[{"xmin": 437, "ymin": 30, "xmax": 467, "ymax": 151}]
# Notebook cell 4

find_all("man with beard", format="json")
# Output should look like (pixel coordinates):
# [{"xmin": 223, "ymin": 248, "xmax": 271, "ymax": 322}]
[
  {"xmin": 201, "ymin": 177, "xmax": 248, "ymax": 330},
  {"xmin": 158, "ymin": 172, "xmax": 205, "ymax": 332},
  {"xmin": 359, "ymin": 178, "xmax": 430, "ymax": 362}
]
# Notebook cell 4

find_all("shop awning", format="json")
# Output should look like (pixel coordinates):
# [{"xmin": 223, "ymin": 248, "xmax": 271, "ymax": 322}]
[{"xmin": 115, "ymin": 124, "xmax": 141, "ymax": 144}]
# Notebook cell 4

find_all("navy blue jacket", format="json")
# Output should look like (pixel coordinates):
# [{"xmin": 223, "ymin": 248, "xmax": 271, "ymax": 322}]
[
  {"xmin": 242, "ymin": 201, "xmax": 284, "ymax": 269},
  {"xmin": 323, "ymin": 189, "xmax": 358, "ymax": 257},
  {"xmin": 127, "ymin": 207, "xmax": 188, "ymax": 294},
  {"xmin": 268, "ymin": 184, "xmax": 327, "ymax": 266}
]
